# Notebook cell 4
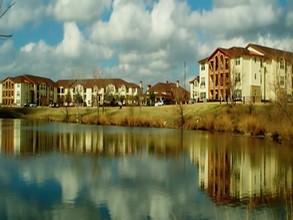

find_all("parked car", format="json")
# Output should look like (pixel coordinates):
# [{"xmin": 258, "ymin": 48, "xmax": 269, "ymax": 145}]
[
  {"xmin": 49, "ymin": 103, "xmax": 59, "ymax": 108},
  {"xmin": 24, "ymin": 103, "xmax": 37, "ymax": 107},
  {"xmin": 154, "ymin": 101, "xmax": 164, "ymax": 106}
]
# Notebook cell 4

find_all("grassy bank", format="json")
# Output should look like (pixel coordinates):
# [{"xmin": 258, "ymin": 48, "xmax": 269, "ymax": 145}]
[{"xmin": 1, "ymin": 103, "xmax": 293, "ymax": 143}]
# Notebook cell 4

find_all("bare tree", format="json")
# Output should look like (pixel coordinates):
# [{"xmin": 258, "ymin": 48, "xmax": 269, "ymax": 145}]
[
  {"xmin": 173, "ymin": 86, "xmax": 189, "ymax": 127},
  {"xmin": 0, "ymin": 1, "xmax": 15, "ymax": 39},
  {"xmin": 271, "ymin": 54, "xmax": 293, "ymax": 127},
  {"xmin": 229, "ymin": 61, "xmax": 245, "ymax": 105}
]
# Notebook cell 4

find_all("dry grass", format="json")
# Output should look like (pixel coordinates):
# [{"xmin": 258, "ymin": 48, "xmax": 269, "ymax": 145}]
[{"xmin": 6, "ymin": 102, "xmax": 293, "ymax": 143}]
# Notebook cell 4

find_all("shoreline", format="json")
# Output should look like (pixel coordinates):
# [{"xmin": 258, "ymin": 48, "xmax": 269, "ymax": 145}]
[{"xmin": 1, "ymin": 103, "xmax": 293, "ymax": 144}]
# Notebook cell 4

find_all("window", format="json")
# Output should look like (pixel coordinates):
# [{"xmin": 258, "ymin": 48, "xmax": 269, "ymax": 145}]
[
  {"xmin": 254, "ymin": 73, "xmax": 257, "ymax": 80},
  {"xmin": 260, "ymin": 59, "xmax": 263, "ymax": 68},
  {"xmin": 233, "ymin": 90, "xmax": 242, "ymax": 100},
  {"xmin": 200, "ymin": 77, "xmax": 205, "ymax": 88},
  {"xmin": 225, "ymin": 58, "xmax": 229, "ymax": 69},
  {"xmin": 220, "ymin": 56, "xmax": 224, "ymax": 69},
  {"xmin": 215, "ymin": 56, "xmax": 219, "ymax": 70},
  {"xmin": 200, "ymin": 92, "xmax": 206, "ymax": 99},
  {"xmin": 280, "ymin": 76, "xmax": 285, "ymax": 86},
  {"xmin": 201, "ymin": 63, "xmax": 205, "ymax": 71},
  {"xmin": 209, "ymin": 61, "xmax": 214, "ymax": 71},
  {"xmin": 236, "ymin": 57, "xmax": 240, "ymax": 65},
  {"xmin": 280, "ymin": 58, "xmax": 285, "ymax": 69},
  {"xmin": 235, "ymin": 73, "xmax": 241, "ymax": 83}
]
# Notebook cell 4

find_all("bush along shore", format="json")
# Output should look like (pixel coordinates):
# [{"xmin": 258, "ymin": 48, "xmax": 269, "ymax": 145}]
[{"xmin": 1, "ymin": 103, "xmax": 293, "ymax": 144}]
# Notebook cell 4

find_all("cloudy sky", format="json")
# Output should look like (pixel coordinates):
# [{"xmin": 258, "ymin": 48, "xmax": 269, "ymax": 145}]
[{"xmin": 0, "ymin": 0, "xmax": 292, "ymax": 87}]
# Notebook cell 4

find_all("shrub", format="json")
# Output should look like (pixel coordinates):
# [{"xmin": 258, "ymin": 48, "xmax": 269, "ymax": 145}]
[
  {"xmin": 239, "ymin": 116, "xmax": 266, "ymax": 136},
  {"xmin": 214, "ymin": 114, "xmax": 234, "ymax": 132}
]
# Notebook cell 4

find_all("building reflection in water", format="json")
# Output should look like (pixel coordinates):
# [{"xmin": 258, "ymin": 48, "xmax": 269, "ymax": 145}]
[
  {"xmin": 0, "ymin": 119, "xmax": 185, "ymax": 157},
  {"xmin": 189, "ymin": 131, "xmax": 293, "ymax": 207},
  {"xmin": 0, "ymin": 119, "xmax": 292, "ymax": 209}
]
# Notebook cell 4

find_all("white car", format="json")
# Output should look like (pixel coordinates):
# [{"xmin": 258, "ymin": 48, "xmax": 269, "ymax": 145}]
[{"xmin": 154, "ymin": 101, "xmax": 164, "ymax": 106}]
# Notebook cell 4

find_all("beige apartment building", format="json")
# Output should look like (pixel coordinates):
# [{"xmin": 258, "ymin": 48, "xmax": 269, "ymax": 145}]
[
  {"xmin": 56, "ymin": 78, "xmax": 141, "ymax": 107},
  {"xmin": 1, "ymin": 74, "xmax": 57, "ymax": 107},
  {"xmin": 0, "ymin": 74, "xmax": 141, "ymax": 107},
  {"xmin": 190, "ymin": 43, "xmax": 293, "ymax": 103}
]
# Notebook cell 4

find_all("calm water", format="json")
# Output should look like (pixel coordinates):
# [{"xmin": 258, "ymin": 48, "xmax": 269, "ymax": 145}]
[{"xmin": 0, "ymin": 119, "xmax": 292, "ymax": 220}]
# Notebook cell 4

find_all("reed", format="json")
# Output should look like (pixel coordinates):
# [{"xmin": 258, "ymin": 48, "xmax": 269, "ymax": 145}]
[{"xmin": 2, "ymin": 103, "xmax": 293, "ymax": 143}]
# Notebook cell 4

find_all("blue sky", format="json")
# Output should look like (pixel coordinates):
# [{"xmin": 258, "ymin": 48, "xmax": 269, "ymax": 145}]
[{"xmin": 0, "ymin": 0, "xmax": 292, "ymax": 87}]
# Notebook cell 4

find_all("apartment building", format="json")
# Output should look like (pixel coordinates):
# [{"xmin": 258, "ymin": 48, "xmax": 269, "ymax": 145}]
[
  {"xmin": 189, "ymin": 76, "xmax": 199, "ymax": 102},
  {"xmin": 1, "ymin": 74, "xmax": 57, "ymax": 107},
  {"xmin": 0, "ymin": 83, "xmax": 2, "ymax": 105},
  {"xmin": 191, "ymin": 43, "xmax": 293, "ymax": 102},
  {"xmin": 146, "ymin": 80, "xmax": 190, "ymax": 105},
  {"xmin": 0, "ymin": 74, "xmax": 141, "ymax": 107},
  {"xmin": 56, "ymin": 78, "xmax": 141, "ymax": 107}
]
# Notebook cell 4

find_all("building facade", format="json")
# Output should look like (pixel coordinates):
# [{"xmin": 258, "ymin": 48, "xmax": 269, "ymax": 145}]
[
  {"xmin": 189, "ymin": 76, "xmax": 199, "ymax": 102},
  {"xmin": 1, "ymin": 74, "xmax": 57, "ymax": 107},
  {"xmin": 146, "ymin": 80, "xmax": 190, "ymax": 105},
  {"xmin": 57, "ymin": 78, "xmax": 141, "ymax": 107},
  {"xmin": 193, "ymin": 43, "xmax": 293, "ymax": 103},
  {"xmin": 0, "ymin": 74, "xmax": 141, "ymax": 107}
]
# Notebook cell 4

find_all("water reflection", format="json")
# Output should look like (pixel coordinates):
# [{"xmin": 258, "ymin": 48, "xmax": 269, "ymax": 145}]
[
  {"xmin": 0, "ymin": 119, "xmax": 292, "ymax": 219},
  {"xmin": 0, "ymin": 119, "xmax": 185, "ymax": 157},
  {"xmin": 189, "ymin": 134, "xmax": 293, "ymax": 207}
]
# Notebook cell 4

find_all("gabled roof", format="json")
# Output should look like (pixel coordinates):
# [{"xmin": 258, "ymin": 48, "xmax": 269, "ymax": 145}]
[
  {"xmin": 56, "ymin": 79, "xmax": 75, "ymax": 88},
  {"xmin": 147, "ymin": 82, "xmax": 189, "ymax": 96},
  {"xmin": 199, "ymin": 43, "xmax": 293, "ymax": 63},
  {"xmin": 189, "ymin": 76, "xmax": 199, "ymax": 83},
  {"xmin": 246, "ymin": 43, "xmax": 293, "ymax": 61},
  {"xmin": 198, "ymin": 57, "xmax": 209, "ymax": 63},
  {"xmin": 3, "ymin": 74, "xmax": 57, "ymax": 86},
  {"xmin": 22, "ymin": 74, "xmax": 57, "ymax": 86},
  {"xmin": 147, "ymin": 82, "xmax": 177, "ymax": 94},
  {"xmin": 56, "ymin": 78, "xmax": 140, "ymax": 89}
]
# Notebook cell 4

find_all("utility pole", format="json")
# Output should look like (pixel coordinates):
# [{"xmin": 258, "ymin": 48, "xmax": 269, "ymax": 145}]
[{"xmin": 184, "ymin": 62, "xmax": 186, "ymax": 90}]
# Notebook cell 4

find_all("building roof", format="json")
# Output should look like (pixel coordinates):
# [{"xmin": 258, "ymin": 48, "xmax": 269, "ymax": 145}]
[
  {"xmin": 189, "ymin": 76, "xmax": 199, "ymax": 83},
  {"xmin": 2, "ymin": 74, "xmax": 57, "ymax": 86},
  {"xmin": 56, "ymin": 78, "xmax": 140, "ymax": 89},
  {"xmin": 198, "ymin": 43, "xmax": 293, "ymax": 63},
  {"xmin": 247, "ymin": 43, "xmax": 293, "ymax": 61},
  {"xmin": 146, "ymin": 81, "xmax": 189, "ymax": 98},
  {"xmin": 23, "ymin": 74, "xmax": 57, "ymax": 86},
  {"xmin": 198, "ymin": 57, "xmax": 209, "ymax": 63}
]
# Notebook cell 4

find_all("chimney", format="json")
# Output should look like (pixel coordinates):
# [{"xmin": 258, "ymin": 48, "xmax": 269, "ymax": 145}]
[
  {"xmin": 176, "ymin": 80, "xmax": 179, "ymax": 87},
  {"xmin": 139, "ymin": 80, "xmax": 142, "ymax": 88},
  {"xmin": 166, "ymin": 80, "xmax": 169, "ymax": 84}
]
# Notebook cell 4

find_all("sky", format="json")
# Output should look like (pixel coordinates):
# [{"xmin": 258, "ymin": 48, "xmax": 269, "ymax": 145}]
[{"xmin": 0, "ymin": 0, "xmax": 292, "ymax": 87}]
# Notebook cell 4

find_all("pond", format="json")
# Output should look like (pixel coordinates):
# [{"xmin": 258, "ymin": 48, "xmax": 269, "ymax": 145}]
[{"xmin": 0, "ymin": 119, "xmax": 292, "ymax": 219}]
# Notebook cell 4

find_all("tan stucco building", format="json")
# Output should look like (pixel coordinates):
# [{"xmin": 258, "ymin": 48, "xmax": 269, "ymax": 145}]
[{"xmin": 192, "ymin": 43, "xmax": 293, "ymax": 103}]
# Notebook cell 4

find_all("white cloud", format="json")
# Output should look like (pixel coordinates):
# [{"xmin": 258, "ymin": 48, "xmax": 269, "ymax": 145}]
[
  {"xmin": 0, "ymin": 1, "xmax": 46, "ymax": 31},
  {"xmin": 48, "ymin": 0, "xmax": 111, "ymax": 22},
  {"xmin": 151, "ymin": 0, "xmax": 176, "ymax": 42},
  {"xmin": 0, "ymin": 0, "xmax": 292, "ymax": 84},
  {"xmin": 56, "ymin": 22, "xmax": 83, "ymax": 58}
]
